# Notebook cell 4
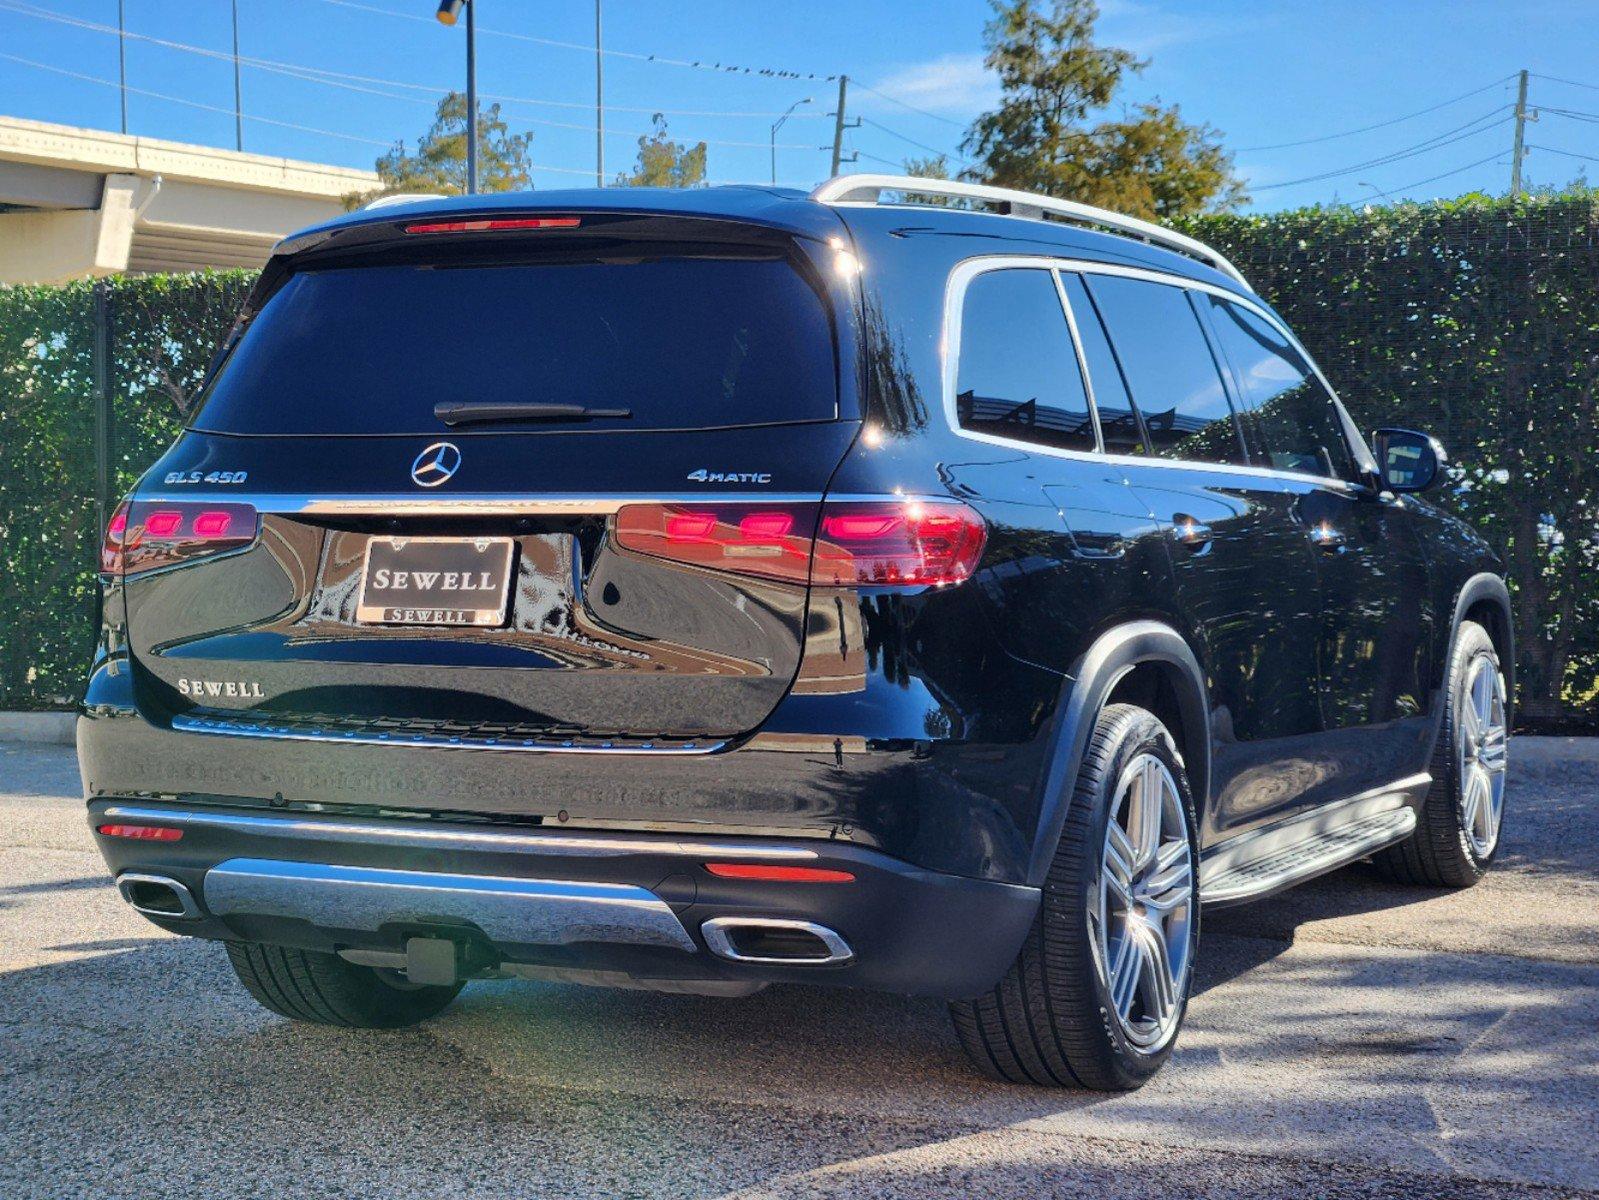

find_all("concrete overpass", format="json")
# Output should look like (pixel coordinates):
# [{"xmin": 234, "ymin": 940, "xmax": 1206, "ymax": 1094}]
[{"xmin": 0, "ymin": 115, "xmax": 379, "ymax": 284}]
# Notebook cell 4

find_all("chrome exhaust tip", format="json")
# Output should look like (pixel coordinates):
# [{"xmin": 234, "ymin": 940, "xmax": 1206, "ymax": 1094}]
[
  {"xmin": 115, "ymin": 873, "xmax": 202, "ymax": 921},
  {"xmin": 701, "ymin": 917, "xmax": 853, "ymax": 966}
]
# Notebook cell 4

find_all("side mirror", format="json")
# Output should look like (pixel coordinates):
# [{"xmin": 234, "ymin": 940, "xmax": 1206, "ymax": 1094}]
[{"xmin": 1372, "ymin": 427, "xmax": 1447, "ymax": 493}]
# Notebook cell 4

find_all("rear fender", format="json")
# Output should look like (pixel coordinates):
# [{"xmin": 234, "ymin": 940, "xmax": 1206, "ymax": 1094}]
[{"xmin": 1025, "ymin": 621, "xmax": 1210, "ymax": 887}]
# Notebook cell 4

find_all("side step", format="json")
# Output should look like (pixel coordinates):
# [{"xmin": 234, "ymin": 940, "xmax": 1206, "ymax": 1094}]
[{"xmin": 1200, "ymin": 790, "xmax": 1423, "ymax": 906}]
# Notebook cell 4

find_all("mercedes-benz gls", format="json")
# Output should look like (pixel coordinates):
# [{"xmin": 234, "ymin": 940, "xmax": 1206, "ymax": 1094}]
[{"xmin": 82, "ymin": 176, "xmax": 1512, "ymax": 1090}]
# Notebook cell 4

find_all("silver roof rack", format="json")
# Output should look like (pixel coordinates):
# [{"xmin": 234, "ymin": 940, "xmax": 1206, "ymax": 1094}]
[
  {"xmin": 360, "ymin": 192, "xmax": 450, "ymax": 211},
  {"xmin": 811, "ymin": 173, "xmax": 1249, "ymax": 290}
]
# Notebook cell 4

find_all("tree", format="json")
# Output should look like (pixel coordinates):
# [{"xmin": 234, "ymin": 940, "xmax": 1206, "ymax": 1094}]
[
  {"xmin": 344, "ymin": 92, "xmax": 534, "ymax": 209},
  {"xmin": 614, "ymin": 114, "xmax": 707, "ymax": 188},
  {"xmin": 963, "ymin": 0, "xmax": 1244, "ymax": 218},
  {"xmin": 902, "ymin": 154, "xmax": 952, "ymax": 180}
]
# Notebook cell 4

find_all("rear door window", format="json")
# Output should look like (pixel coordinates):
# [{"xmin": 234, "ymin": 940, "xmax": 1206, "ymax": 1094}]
[
  {"xmin": 190, "ymin": 257, "xmax": 838, "ymax": 435},
  {"xmin": 1203, "ymin": 297, "xmax": 1357, "ymax": 481},
  {"xmin": 955, "ymin": 268, "xmax": 1097, "ymax": 452},
  {"xmin": 1086, "ymin": 274, "xmax": 1248, "ymax": 466},
  {"xmin": 1061, "ymin": 273, "xmax": 1145, "ymax": 456}
]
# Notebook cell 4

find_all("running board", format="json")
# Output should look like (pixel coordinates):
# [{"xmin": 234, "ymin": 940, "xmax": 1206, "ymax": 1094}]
[{"xmin": 1199, "ymin": 776, "xmax": 1427, "ymax": 905}]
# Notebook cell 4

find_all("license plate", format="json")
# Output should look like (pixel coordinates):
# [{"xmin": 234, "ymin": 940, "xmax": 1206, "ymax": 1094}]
[{"xmin": 356, "ymin": 536, "xmax": 516, "ymax": 626}]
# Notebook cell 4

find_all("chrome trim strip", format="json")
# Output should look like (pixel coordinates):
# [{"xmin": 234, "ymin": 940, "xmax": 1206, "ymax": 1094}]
[
  {"xmin": 204, "ymin": 857, "xmax": 698, "ymax": 952},
  {"xmin": 169, "ymin": 713, "xmax": 726, "ymax": 756},
  {"xmin": 939, "ymin": 255, "xmax": 1378, "ymax": 487},
  {"xmin": 128, "ymin": 492, "xmax": 830, "ymax": 515},
  {"xmin": 115, "ymin": 872, "xmax": 202, "ymax": 920},
  {"xmin": 99, "ymin": 804, "xmax": 822, "ymax": 862},
  {"xmin": 701, "ymin": 916, "xmax": 854, "ymax": 966},
  {"xmin": 1198, "ymin": 773, "xmax": 1430, "ymax": 904}
]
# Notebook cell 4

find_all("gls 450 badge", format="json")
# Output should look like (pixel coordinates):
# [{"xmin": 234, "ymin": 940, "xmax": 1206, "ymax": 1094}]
[
  {"xmin": 686, "ymin": 469, "xmax": 772, "ymax": 484},
  {"xmin": 164, "ymin": 470, "xmax": 249, "ymax": 485}
]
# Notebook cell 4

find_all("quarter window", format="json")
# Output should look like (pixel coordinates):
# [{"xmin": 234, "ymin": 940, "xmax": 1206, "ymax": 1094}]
[
  {"xmin": 1086, "ymin": 275, "xmax": 1247, "ymax": 466},
  {"xmin": 955, "ymin": 268, "xmax": 1097, "ymax": 452},
  {"xmin": 1204, "ymin": 297, "xmax": 1356, "ymax": 480}
]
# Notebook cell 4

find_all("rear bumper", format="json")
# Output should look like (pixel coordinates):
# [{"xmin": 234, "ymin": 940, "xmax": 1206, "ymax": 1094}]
[{"xmin": 88, "ymin": 800, "xmax": 1040, "ymax": 999}]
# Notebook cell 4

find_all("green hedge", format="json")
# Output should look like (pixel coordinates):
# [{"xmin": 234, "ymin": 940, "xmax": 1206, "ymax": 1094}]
[
  {"xmin": 1181, "ymin": 192, "xmax": 1599, "ymax": 731},
  {"xmin": 0, "ymin": 273, "xmax": 252, "ymax": 709},
  {"xmin": 1, "ymin": 193, "xmax": 1596, "ymax": 729}
]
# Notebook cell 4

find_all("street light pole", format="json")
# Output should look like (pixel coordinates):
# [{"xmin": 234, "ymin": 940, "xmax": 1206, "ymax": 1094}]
[
  {"xmin": 436, "ymin": 0, "xmax": 477, "ymax": 194},
  {"xmin": 770, "ymin": 97, "xmax": 811, "ymax": 186},
  {"xmin": 594, "ymin": 0, "xmax": 604, "ymax": 186}
]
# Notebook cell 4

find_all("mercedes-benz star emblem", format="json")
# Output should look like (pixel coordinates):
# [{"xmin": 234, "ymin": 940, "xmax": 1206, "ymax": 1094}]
[{"xmin": 410, "ymin": 441, "xmax": 461, "ymax": 488}]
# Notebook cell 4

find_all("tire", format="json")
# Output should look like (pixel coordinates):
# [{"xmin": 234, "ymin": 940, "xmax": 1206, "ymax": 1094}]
[
  {"xmin": 951, "ymin": 703, "xmax": 1200, "ymax": 1090},
  {"xmin": 1373, "ymin": 620, "xmax": 1509, "ymax": 888},
  {"xmin": 224, "ymin": 942, "xmax": 464, "ymax": 1028}
]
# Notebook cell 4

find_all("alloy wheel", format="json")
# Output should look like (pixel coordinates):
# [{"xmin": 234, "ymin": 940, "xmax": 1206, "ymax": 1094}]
[
  {"xmin": 1097, "ymin": 753, "xmax": 1196, "ymax": 1054},
  {"xmin": 1458, "ymin": 654, "xmax": 1509, "ymax": 858}
]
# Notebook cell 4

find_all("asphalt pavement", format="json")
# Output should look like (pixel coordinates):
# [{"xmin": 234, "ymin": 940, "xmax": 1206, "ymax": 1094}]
[{"xmin": 2, "ymin": 737, "xmax": 1596, "ymax": 1199}]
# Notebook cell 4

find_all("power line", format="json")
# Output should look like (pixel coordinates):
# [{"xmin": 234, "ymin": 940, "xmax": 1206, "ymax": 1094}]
[
  {"xmin": 317, "ymin": 0, "xmax": 838, "ymax": 82},
  {"xmin": 1532, "ymin": 71, "xmax": 1599, "ymax": 95},
  {"xmin": 859, "ymin": 116, "xmax": 967, "ymax": 163},
  {"xmin": 1235, "ymin": 75, "xmax": 1515, "ymax": 152},
  {"xmin": 0, "ymin": 2, "xmax": 820, "ymax": 152},
  {"xmin": 1368, "ymin": 151, "xmax": 1511, "ymax": 197},
  {"xmin": 850, "ymin": 79, "xmax": 967, "ymax": 128},
  {"xmin": 1252, "ymin": 107, "xmax": 1513, "ymax": 191},
  {"xmin": 0, "ymin": 0, "xmax": 828, "ymax": 121},
  {"xmin": 0, "ymin": 50, "xmax": 392, "ymax": 147},
  {"xmin": 1527, "ymin": 143, "xmax": 1599, "ymax": 165}
]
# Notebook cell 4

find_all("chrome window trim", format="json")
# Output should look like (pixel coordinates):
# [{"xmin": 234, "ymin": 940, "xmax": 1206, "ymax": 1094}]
[{"xmin": 941, "ymin": 255, "xmax": 1373, "ymax": 492}]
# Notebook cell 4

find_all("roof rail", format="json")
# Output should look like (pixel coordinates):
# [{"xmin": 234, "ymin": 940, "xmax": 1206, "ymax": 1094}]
[
  {"xmin": 360, "ymin": 192, "xmax": 450, "ymax": 211},
  {"xmin": 810, "ymin": 174, "xmax": 1249, "ymax": 289}
]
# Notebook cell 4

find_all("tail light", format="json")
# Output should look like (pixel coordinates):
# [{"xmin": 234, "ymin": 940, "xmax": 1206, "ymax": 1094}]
[
  {"xmin": 615, "ymin": 497, "xmax": 986, "ymax": 588},
  {"xmin": 404, "ymin": 216, "xmax": 582, "ymax": 234},
  {"xmin": 100, "ymin": 499, "xmax": 259, "ymax": 577},
  {"xmin": 96, "ymin": 823, "xmax": 183, "ymax": 841}
]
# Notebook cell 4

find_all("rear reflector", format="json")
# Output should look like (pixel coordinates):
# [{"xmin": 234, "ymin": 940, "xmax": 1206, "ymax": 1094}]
[
  {"xmin": 101, "ymin": 499, "xmax": 259, "ymax": 577},
  {"xmin": 615, "ymin": 498, "xmax": 986, "ymax": 588},
  {"xmin": 404, "ymin": 217, "xmax": 583, "ymax": 234},
  {"xmin": 97, "ymin": 823, "xmax": 183, "ymax": 842},
  {"xmin": 703, "ymin": 863, "xmax": 855, "ymax": 883}
]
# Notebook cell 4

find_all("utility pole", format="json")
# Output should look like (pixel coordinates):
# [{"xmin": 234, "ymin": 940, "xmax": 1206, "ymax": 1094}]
[
  {"xmin": 594, "ymin": 0, "xmax": 604, "ymax": 186},
  {"xmin": 117, "ymin": 0, "xmax": 126, "ymax": 134},
  {"xmin": 1511, "ymin": 68, "xmax": 1530, "ymax": 197},
  {"xmin": 465, "ymin": 0, "xmax": 477, "ymax": 193},
  {"xmin": 230, "ymin": 0, "xmax": 243, "ymax": 152},
  {"xmin": 436, "ymin": 2, "xmax": 477, "ymax": 193},
  {"xmin": 829, "ymin": 75, "xmax": 848, "ymax": 176}
]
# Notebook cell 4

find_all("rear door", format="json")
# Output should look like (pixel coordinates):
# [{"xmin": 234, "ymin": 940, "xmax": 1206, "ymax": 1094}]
[
  {"xmin": 1082, "ymin": 271, "xmax": 1328, "ymax": 842},
  {"xmin": 122, "ymin": 224, "xmax": 860, "ymax": 751},
  {"xmin": 1199, "ymin": 294, "xmax": 1437, "ymax": 798}
]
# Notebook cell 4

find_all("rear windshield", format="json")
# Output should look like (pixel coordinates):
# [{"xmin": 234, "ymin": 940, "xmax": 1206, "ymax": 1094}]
[{"xmin": 190, "ymin": 256, "xmax": 838, "ymax": 435}]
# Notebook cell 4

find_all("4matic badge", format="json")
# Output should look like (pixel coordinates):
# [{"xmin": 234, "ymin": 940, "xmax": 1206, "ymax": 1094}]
[{"xmin": 686, "ymin": 468, "xmax": 773, "ymax": 484}]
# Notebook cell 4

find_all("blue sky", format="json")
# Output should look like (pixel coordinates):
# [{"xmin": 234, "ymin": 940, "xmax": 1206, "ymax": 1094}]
[{"xmin": 2, "ymin": 0, "xmax": 1597, "ymax": 211}]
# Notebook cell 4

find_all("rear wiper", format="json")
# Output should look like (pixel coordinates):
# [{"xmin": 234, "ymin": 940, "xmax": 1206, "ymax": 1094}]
[{"xmin": 434, "ymin": 401, "xmax": 633, "ymax": 426}]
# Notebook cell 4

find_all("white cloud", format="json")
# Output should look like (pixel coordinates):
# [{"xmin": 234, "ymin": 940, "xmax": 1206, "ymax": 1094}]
[{"xmin": 865, "ymin": 53, "xmax": 999, "ymax": 119}]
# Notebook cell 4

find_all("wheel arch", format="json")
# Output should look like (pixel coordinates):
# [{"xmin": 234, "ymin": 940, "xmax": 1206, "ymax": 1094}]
[
  {"xmin": 1025, "ymin": 620, "xmax": 1210, "ymax": 887},
  {"xmin": 1448, "ymin": 572, "xmax": 1515, "ymax": 729}
]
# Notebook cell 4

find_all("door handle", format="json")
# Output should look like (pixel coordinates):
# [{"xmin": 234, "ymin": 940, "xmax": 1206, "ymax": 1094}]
[
  {"xmin": 1172, "ymin": 515, "xmax": 1212, "ymax": 548},
  {"xmin": 1308, "ymin": 522, "xmax": 1346, "ymax": 550}
]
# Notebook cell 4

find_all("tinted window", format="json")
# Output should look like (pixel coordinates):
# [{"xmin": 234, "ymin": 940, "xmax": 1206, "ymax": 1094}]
[
  {"xmin": 1087, "ymin": 275, "xmax": 1246, "ymax": 465},
  {"xmin": 1061, "ymin": 274, "xmax": 1145, "ymax": 455},
  {"xmin": 191, "ymin": 258, "xmax": 837, "ymax": 435},
  {"xmin": 1205, "ymin": 297, "xmax": 1355, "ymax": 480},
  {"xmin": 955, "ymin": 268, "xmax": 1096, "ymax": 452}
]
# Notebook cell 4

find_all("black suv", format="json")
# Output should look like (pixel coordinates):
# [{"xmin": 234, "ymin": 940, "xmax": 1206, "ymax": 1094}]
[{"xmin": 82, "ymin": 176, "xmax": 1512, "ymax": 1090}]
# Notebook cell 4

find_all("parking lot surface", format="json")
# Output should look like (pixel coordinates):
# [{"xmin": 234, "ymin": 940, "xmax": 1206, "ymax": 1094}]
[{"xmin": 2, "ymin": 739, "xmax": 1596, "ymax": 1199}]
